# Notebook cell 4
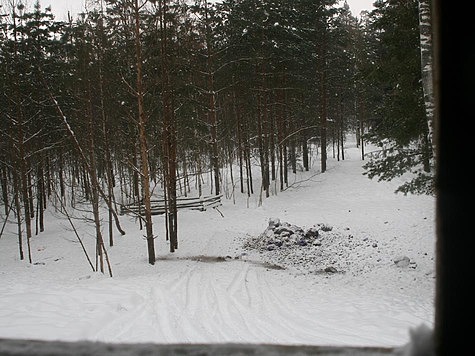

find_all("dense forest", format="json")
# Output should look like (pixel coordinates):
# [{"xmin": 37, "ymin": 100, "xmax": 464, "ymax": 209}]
[{"xmin": 0, "ymin": 0, "xmax": 434, "ymax": 269}]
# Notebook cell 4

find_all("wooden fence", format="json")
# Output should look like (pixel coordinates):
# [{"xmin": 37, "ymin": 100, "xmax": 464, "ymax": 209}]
[{"xmin": 120, "ymin": 195, "xmax": 223, "ymax": 216}]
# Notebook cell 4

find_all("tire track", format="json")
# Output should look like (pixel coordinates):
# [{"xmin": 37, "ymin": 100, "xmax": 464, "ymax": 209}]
[{"xmin": 225, "ymin": 265, "xmax": 286, "ymax": 343}]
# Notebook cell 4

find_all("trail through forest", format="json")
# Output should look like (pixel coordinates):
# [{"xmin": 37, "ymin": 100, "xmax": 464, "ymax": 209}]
[{"xmin": 0, "ymin": 138, "xmax": 435, "ymax": 347}]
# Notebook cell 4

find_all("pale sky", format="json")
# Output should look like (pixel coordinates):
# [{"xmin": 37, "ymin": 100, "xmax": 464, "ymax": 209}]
[{"xmin": 43, "ymin": 0, "xmax": 375, "ymax": 20}]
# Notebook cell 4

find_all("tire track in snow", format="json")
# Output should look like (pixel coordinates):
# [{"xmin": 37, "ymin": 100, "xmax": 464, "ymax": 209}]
[
  {"xmin": 226, "ymin": 262, "xmax": 253, "ymax": 309},
  {"xmin": 222, "ymin": 263, "xmax": 266, "ymax": 342},
  {"xmin": 165, "ymin": 261, "xmax": 278, "ymax": 343},
  {"xmin": 209, "ymin": 265, "xmax": 281, "ymax": 343},
  {"xmin": 225, "ymin": 265, "xmax": 291, "ymax": 343},
  {"xmin": 90, "ymin": 291, "xmax": 149, "ymax": 342},
  {"xmin": 254, "ymin": 271, "xmax": 344, "ymax": 344},
  {"xmin": 243, "ymin": 268, "xmax": 302, "ymax": 342},
  {"xmin": 154, "ymin": 270, "xmax": 216, "ymax": 343},
  {"xmin": 148, "ymin": 285, "xmax": 179, "ymax": 342},
  {"xmin": 156, "ymin": 262, "xmax": 219, "ymax": 342},
  {"xmin": 200, "ymin": 271, "xmax": 234, "ymax": 341}
]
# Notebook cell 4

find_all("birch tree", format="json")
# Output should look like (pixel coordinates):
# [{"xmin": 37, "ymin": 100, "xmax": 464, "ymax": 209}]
[{"xmin": 418, "ymin": 0, "xmax": 434, "ymax": 156}]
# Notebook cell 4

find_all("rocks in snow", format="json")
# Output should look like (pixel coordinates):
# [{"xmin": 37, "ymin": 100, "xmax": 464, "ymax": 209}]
[
  {"xmin": 243, "ymin": 218, "xmax": 391, "ymax": 275},
  {"xmin": 324, "ymin": 266, "xmax": 338, "ymax": 273},
  {"xmin": 243, "ymin": 219, "xmax": 350, "ymax": 274},
  {"xmin": 250, "ymin": 218, "xmax": 326, "ymax": 252},
  {"xmin": 243, "ymin": 218, "xmax": 419, "ymax": 276},
  {"xmin": 393, "ymin": 255, "xmax": 417, "ymax": 269},
  {"xmin": 394, "ymin": 256, "xmax": 410, "ymax": 267}
]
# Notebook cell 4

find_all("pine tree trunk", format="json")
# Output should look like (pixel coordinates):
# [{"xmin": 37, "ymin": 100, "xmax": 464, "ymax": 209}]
[
  {"xmin": 270, "ymin": 111, "xmax": 276, "ymax": 181},
  {"xmin": 45, "ymin": 155, "xmax": 52, "ymax": 199},
  {"xmin": 27, "ymin": 170, "xmax": 34, "ymax": 220},
  {"xmin": 82, "ymin": 164, "xmax": 90, "ymax": 201},
  {"xmin": 98, "ymin": 39, "xmax": 115, "ymax": 247},
  {"xmin": 277, "ymin": 88, "xmax": 285, "ymax": 191},
  {"xmin": 255, "ymin": 65, "xmax": 267, "ymax": 196},
  {"xmin": 9, "ymin": 117, "xmax": 24, "ymax": 260},
  {"xmin": 37, "ymin": 163, "xmax": 45, "ymax": 233},
  {"xmin": 18, "ymin": 123, "xmax": 33, "ymax": 264},
  {"xmin": 14, "ymin": 175, "xmax": 24, "ymax": 261},
  {"xmin": 319, "ymin": 62, "xmax": 327, "ymax": 173},
  {"xmin": 196, "ymin": 150, "xmax": 203, "ymax": 197},
  {"xmin": 134, "ymin": 0, "xmax": 155, "ymax": 265},
  {"xmin": 262, "ymin": 89, "xmax": 270, "ymax": 198},
  {"xmin": 303, "ymin": 139, "xmax": 309, "ymax": 171},
  {"xmin": 290, "ymin": 140, "xmax": 297, "ymax": 174},
  {"xmin": 319, "ymin": 99, "xmax": 327, "ymax": 172},
  {"xmin": 15, "ymin": 81, "xmax": 32, "ymax": 265},
  {"xmin": 358, "ymin": 95, "xmax": 365, "ymax": 160},
  {"xmin": 318, "ymin": 21, "xmax": 328, "ymax": 173},
  {"xmin": 132, "ymin": 142, "xmax": 140, "ymax": 203},
  {"xmin": 1, "ymin": 165, "xmax": 9, "ymax": 215},
  {"xmin": 58, "ymin": 149, "xmax": 65, "ymax": 199},
  {"xmin": 160, "ymin": 0, "xmax": 178, "ymax": 252},
  {"xmin": 244, "ymin": 133, "xmax": 252, "ymax": 197},
  {"xmin": 234, "ymin": 92, "xmax": 245, "ymax": 194},
  {"xmin": 85, "ymin": 77, "xmax": 107, "ymax": 274}
]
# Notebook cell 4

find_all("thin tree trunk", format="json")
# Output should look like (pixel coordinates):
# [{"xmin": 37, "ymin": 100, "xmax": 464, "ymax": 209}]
[
  {"xmin": 197, "ymin": 150, "xmax": 203, "ymax": 196},
  {"xmin": 199, "ymin": 0, "xmax": 220, "ymax": 197},
  {"xmin": 319, "ymin": 69, "xmax": 327, "ymax": 173},
  {"xmin": 0, "ymin": 165, "xmax": 8, "ymax": 215},
  {"xmin": 277, "ymin": 88, "xmax": 284, "ymax": 191},
  {"xmin": 86, "ymin": 79, "xmax": 105, "ymax": 274},
  {"xmin": 14, "ymin": 181, "xmax": 24, "ymax": 261},
  {"xmin": 58, "ymin": 149, "xmax": 65, "ymax": 199},
  {"xmin": 234, "ymin": 89, "xmax": 244, "ymax": 194},
  {"xmin": 134, "ymin": 0, "xmax": 156, "ymax": 265},
  {"xmin": 303, "ymin": 139, "xmax": 309, "ymax": 171},
  {"xmin": 18, "ymin": 122, "xmax": 32, "ymax": 264},
  {"xmin": 339, "ymin": 99, "xmax": 345, "ymax": 161},
  {"xmin": 37, "ymin": 162, "xmax": 45, "ymax": 233},
  {"xmin": 11, "ymin": 8, "xmax": 32, "ymax": 263},
  {"xmin": 262, "ymin": 87, "xmax": 270, "ymax": 198},
  {"xmin": 255, "ymin": 66, "xmax": 267, "ymax": 196},
  {"xmin": 319, "ymin": 22, "xmax": 328, "ymax": 173},
  {"xmin": 160, "ymin": 0, "xmax": 178, "ymax": 252},
  {"xmin": 98, "ymin": 21, "xmax": 115, "ymax": 247},
  {"xmin": 270, "ymin": 110, "xmax": 276, "ymax": 181},
  {"xmin": 359, "ymin": 95, "xmax": 365, "ymax": 160},
  {"xmin": 45, "ymin": 155, "xmax": 52, "ymax": 199}
]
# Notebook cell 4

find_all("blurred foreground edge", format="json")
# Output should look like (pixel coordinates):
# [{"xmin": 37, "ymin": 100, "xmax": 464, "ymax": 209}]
[
  {"xmin": 433, "ymin": 0, "xmax": 474, "ymax": 355},
  {"xmin": 0, "ymin": 339, "xmax": 396, "ymax": 356}
]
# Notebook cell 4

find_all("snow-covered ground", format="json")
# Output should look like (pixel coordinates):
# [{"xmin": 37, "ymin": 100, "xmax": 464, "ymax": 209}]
[{"xmin": 0, "ymin": 137, "xmax": 435, "ymax": 349}]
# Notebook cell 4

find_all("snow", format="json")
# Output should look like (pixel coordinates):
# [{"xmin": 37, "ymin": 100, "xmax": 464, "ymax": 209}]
[{"xmin": 0, "ymin": 136, "xmax": 435, "ymax": 350}]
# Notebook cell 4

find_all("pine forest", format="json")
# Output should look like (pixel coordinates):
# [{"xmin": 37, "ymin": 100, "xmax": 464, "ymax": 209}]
[{"xmin": 0, "ymin": 0, "xmax": 435, "ymax": 270}]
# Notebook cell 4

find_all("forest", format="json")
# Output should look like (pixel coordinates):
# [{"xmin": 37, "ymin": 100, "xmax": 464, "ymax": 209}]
[{"xmin": 0, "ymin": 0, "xmax": 435, "ymax": 271}]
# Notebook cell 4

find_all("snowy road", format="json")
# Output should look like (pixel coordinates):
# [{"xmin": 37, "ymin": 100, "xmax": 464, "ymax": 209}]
[{"xmin": 0, "ymin": 256, "xmax": 432, "ymax": 346}]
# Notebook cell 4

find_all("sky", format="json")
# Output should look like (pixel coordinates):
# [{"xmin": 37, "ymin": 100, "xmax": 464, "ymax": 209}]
[
  {"xmin": 0, "ymin": 135, "xmax": 435, "ymax": 349},
  {"xmin": 42, "ymin": 0, "xmax": 375, "ymax": 20}
]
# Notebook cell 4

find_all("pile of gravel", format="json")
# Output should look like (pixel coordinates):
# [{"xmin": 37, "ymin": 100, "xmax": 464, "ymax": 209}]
[{"xmin": 243, "ymin": 218, "xmax": 389, "ymax": 275}]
